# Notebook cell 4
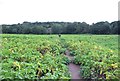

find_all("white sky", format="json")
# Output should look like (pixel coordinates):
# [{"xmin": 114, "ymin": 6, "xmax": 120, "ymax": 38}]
[{"xmin": 0, "ymin": 0, "xmax": 119, "ymax": 25}]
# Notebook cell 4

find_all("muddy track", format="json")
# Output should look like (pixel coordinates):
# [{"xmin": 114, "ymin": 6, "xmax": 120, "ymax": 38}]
[{"xmin": 65, "ymin": 50, "xmax": 83, "ymax": 80}]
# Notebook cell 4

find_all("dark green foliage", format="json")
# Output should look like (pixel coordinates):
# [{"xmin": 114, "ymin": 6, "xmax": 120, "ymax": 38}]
[
  {"xmin": 62, "ymin": 56, "xmax": 70, "ymax": 65},
  {"xmin": 1, "ymin": 21, "xmax": 119, "ymax": 34},
  {"xmin": 69, "ymin": 51, "xmax": 76, "ymax": 56}
]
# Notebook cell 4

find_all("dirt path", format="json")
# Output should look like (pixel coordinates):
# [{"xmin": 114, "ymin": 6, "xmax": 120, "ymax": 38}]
[{"xmin": 65, "ymin": 50, "xmax": 83, "ymax": 80}]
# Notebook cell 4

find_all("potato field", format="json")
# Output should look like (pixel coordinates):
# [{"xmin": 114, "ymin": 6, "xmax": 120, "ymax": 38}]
[{"xmin": 0, "ymin": 34, "xmax": 119, "ymax": 80}]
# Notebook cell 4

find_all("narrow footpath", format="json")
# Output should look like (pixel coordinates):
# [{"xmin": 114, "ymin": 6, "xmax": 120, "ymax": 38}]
[{"xmin": 65, "ymin": 50, "xmax": 83, "ymax": 80}]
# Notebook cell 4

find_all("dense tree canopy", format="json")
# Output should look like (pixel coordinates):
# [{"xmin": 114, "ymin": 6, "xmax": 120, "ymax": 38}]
[{"xmin": 1, "ymin": 21, "xmax": 119, "ymax": 34}]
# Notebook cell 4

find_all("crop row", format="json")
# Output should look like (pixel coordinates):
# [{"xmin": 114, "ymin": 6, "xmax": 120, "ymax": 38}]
[
  {"xmin": 1, "ymin": 35, "xmax": 70, "ymax": 79},
  {"xmin": 66, "ymin": 40, "xmax": 119, "ymax": 80}
]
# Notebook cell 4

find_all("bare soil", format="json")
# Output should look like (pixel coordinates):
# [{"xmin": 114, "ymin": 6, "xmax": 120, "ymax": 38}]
[{"xmin": 65, "ymin": 50, "xmax": 83, "ymax": 80}]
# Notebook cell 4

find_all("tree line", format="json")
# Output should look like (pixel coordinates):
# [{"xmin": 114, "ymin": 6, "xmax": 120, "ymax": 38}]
[{"xmin": 1, "ymin": 21, "xmax": 119, "ymax": 34}]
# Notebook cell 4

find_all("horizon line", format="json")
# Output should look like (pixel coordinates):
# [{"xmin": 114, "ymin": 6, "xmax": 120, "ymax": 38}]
[{"xmin": 0, "ymin": 20, "xmax": 118, "ymax": 25}]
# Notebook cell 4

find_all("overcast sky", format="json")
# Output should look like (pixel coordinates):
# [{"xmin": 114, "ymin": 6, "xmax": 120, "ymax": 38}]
[{"xmin": 0, "ymin": 0, "xmax": 119, "ymax": 25}]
